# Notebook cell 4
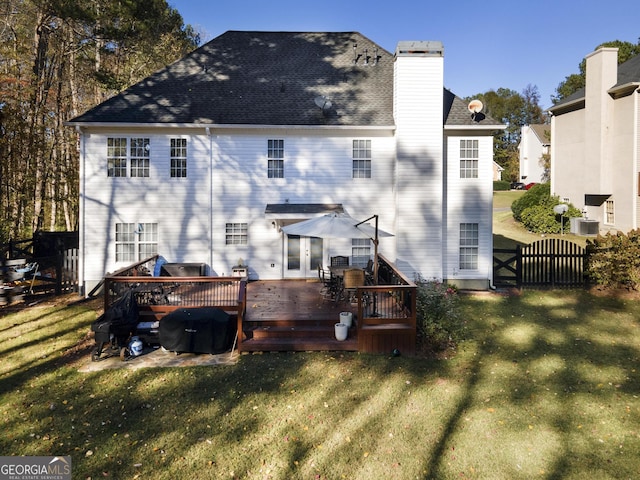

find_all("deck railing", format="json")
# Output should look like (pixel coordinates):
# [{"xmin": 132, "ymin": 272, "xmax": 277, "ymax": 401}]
[
  {"xmin": 104, "ymin": 256, "xmax": 247, "ymax": 347},
  {"xmin": 103, "ymin": 254, "xmax": 413, "ymax": 355},
  {"xmin": 355, "ymin": 254, "xmax": 417, "ymax": 355}
]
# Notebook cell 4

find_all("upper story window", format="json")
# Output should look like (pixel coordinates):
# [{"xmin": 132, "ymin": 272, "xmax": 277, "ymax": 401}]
[
  {"xmin": 170, "ymin": 138, "xmax": 187, "ymax": 178},
  {"xmin": 107, "ymin": 138, "xmax": 127, "ymax": 177},
  {"xmin": 460, "ymin": 139, "xmax": 479, "ymax": 178},
  {"xmin": 352, "ymin": 139, "xmax": 371, "ymax": 178},
  {"xmin": 268, "ymin": 139, "xmax": 284, "ymax": 178},
  {"xmin": 226, "ymin": 223, "xmax": 248, "ymax": 245},
  {"xmin": 107, "ymin": 137, "xmax": 150, "ymax": 177},
  {"xmin": 130, "ymin": 138, "xmax": 150, "ymax": 177}
]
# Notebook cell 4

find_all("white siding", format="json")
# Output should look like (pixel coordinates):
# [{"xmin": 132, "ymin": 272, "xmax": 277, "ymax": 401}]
[
  {"xmin": 80, "ymin": 130, "xmax": 212, "ymax": 285},
  {"xmin": 519, "ymin": 126, "xmax": 548, "ymax": 183},
  {"xmin": 393, "ymin": 53, "xmax": 444, "ymax": 280},
  {"xmin": 80, "ymin": 128, "xmax": 397, "ymax": 284},
  {"xmin": 443, "ymin": 135, "xmax": 493, "ymax": 287},
  {"xmin": 209, "ymin": 130, "xmax": 396, "ymax": 279}
]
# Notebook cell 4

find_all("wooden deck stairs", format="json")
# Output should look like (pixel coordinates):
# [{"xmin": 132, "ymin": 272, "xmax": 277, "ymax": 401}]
[{"xmin": 240, "ymin": 316, "xmax": 358, "ymax": 352}]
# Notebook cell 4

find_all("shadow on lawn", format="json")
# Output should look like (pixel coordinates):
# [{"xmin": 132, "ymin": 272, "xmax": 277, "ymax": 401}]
[
  {"xmin": 422, "ymin": 289, "xmax": 640, "ymax": 479},
  {"xmin": 2, "ymin": 290, "xmax": 640, "ymax": 479}
]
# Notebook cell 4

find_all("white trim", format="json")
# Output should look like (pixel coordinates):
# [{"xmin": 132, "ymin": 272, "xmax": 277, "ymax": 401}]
[
  {"xmin": 444, "ymin": 124, "xmax": 506, "ymax": 131},
  {"xmin": 64, "ymin": 121, "xmax": 396, "ymax": 132}
]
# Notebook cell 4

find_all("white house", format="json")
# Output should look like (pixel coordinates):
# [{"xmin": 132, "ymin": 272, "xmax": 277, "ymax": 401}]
[
  {"xmin": 518, "ymin": 124, "xmax": 550, "ymax": 184},
  {"xmin": 548, "ymin": 47, "xmax": 640, "ymax": 234},
  {"xmin": 66, "ymin": 31, "xmax": 503, "ymax": 293}
]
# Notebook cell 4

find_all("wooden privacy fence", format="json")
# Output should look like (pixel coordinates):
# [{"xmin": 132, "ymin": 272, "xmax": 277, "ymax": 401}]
[
  {"xmin": 493, "ymin": 238, "xmax": 586, "ymax": 288},
  {"xmin": 1, "ymin": 232, "xmax": 79, "ymax": 298}
]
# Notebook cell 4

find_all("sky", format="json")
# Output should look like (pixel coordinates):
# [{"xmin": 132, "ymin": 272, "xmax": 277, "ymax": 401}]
[{"xmin": 168, "ymin": 0, "xmax": 639, "ymax": 109}]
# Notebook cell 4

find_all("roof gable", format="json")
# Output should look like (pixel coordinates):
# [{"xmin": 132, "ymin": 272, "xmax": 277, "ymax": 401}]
[
  {"xmin": 443, "ymin": 89, "xmax": 502, "ymax": 128},
  {"xmin": 71, "ymin": 31, "xmax": 395, "ymax": 126},
  {"xmin": 69, "ymin": 30, "xmax": 504, "ymax": 130}
]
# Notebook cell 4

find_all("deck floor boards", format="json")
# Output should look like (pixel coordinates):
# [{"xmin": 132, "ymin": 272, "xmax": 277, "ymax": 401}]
[
  {"xmin": 242, "ymin": 280, "xmax": 358, "ymax": 351},
  {"xmin": 245, "ymin": 280, "xmax": 356, "ymax": 323}
]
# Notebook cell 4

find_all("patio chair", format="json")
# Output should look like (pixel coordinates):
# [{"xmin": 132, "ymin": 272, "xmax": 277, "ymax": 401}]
[
  {"xmin": 341, "ymin": 268, "xmax": 365, "ymax": 303},
  {"xmin": 364, "ymin": 259, "xmax": 374, "ymax": 284},
  {"xmin": 318, "ymin": 265, "xmax": 335, "ymax": 300},
  {"xmin": 330, "ymin": 255, "xmax": 349, "ymax": 267}
]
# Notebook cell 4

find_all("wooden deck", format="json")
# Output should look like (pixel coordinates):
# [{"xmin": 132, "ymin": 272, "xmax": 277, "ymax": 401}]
[
  {"xmin": 105, "ymin": 254, "xmax": 417, "ymax": 355},
  {"xmin": 241, "ymin": 280, "xmax": 359, "ymax": 352}
]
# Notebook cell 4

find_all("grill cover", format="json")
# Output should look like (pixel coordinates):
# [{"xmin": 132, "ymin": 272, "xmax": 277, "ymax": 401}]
[
  {"xmin": 159, "ymin": 307, "xmax": 232, "ymax": 354},
  {"xmin": 91, "ymin": 290, "xmax": 139, "ymax": 335}
]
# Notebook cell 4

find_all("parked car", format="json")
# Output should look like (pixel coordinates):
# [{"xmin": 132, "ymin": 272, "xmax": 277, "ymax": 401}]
[
  {"xmin": 510, "ymin": 182, "xmax": 525, "ymax": 190},
  {"xmin": 524, "ymin": 182, "xmax": 537, "ymax": 190}
]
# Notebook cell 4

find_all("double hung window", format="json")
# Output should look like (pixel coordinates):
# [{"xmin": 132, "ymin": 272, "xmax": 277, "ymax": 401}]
[
  {"xmin": 115, "ymin": 223, "xmax": 158, "ymax": 262},
  {"xmin": 459, "ymin": 223, "xmax": 478, "ymax": 270},
  {"xmin": 268, "ymin": 139, "xmax": 284, "ymax": 178},
  {"xmin": 107, "ymin": 137, "xmax": 150, "ymax": 177},
  {"xmin": 170, "ymin": 138, "xmax": 187, "ymax": 177},
  {"xmin": 352, "ymin": 139, "xmax": 371, "ymax": 178},
  {"xmin": 459, "ymin": 139, "xmax": 478, "ymax": 178}
]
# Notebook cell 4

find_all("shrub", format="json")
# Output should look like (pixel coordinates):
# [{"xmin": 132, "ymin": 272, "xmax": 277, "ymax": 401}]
[
  {"xmin": 511, "ymin": 183, "xmax": 551, "ymax": 221},
  {"xmin": 586, "ymin": 230, "xmax": 640, "ymax": 290},
  {"xmin": 521, "ymin": 205, "xmax": 560, "ymax": 233},
  {"xmin": 511, "ymin": 183, "xmax": 582, "ymax": 234},
  {"xmin": 519, "ymin": 204, "xmax": 583, "ymax": 233},
  {"xmin": 493, "ymin": 180, "xmax": 510, "ymax": 191},
  {"xmin": 414, "ymin": 276, "xmax": 465, "ymax": 354}
]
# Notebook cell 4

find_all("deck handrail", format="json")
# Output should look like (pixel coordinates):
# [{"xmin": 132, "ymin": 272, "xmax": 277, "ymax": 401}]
[
  {"xmin": 354, "ymin": 255, "xmax": 417, "ymax": 354},
  {"xmin": 104, "ymin": 272, "xmax": 247, "ymax": 347}
]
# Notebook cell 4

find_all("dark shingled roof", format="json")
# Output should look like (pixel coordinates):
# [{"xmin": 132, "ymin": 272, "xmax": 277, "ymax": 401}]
[
  {"xmin": 443, "ymin": 89, "xmax": 501, "ymax": 126},
  {"xmin": 70, "ymin": 30, "xmax": 501, "ymax": 128}
]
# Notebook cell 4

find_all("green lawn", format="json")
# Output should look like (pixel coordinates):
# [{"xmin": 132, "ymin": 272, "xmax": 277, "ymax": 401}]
[{"xmin": 1, "ymin": 288, "xmax": 640, "ymax": 479}]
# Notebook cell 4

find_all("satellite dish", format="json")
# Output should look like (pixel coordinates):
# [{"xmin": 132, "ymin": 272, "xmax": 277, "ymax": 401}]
[
  {"xmin": 314, "ymin": 96, "xmax": 332, "ymax": 112},
  {"xmin": 468, "ymin": 99, "xmax": 483, "ymax": 114}
]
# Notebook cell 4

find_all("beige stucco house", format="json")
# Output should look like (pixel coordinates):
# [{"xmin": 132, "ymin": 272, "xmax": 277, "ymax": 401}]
[{"xmin": 548, "ymin": 47, "xmax": 640, "ymax": 234}]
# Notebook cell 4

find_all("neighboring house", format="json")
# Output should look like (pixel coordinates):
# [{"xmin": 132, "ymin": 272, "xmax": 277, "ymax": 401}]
[
  {"xmin": 548, "ymin": 47, "xmax": 640, "ymax": 234},
  {"xmin": 66, "ymin": 31, "xmax": 504, "ymax": 293},
  {"xmin": 518, "ymin": 124, "xmax": 550, "ymax": 184},
  {"xmin": 493, "ymin": 161, "xmax": 505, "ymax": 181}
]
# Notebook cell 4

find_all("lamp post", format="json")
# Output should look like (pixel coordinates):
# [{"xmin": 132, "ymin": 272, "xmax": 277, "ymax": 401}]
[{"xmin": 553, "ymin": 204, "xmax": 569, "ymax": 235}]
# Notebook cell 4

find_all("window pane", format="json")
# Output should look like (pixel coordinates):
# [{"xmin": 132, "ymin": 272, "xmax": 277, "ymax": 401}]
[
  {"xmin": 605, "ymin": 200, "xmax": 614, "ymax": 224},
  {"xmin": 115, "ymin": 223, "xmax": 135, "ymax": 262},
  {"xmin": 171, "ymin": 138, "xmax": 187, "ymax": 177},
  {"xmin": 352, "ymin": 139, "xmax": 371, "ymax": 178},
  {"xmin": 225, "ymin": 223, "xmax": 248, "ymax": 245},
  {"xmin": 459, "ymin": 223, "xmax": 478, "ymax": 269},
  {"xmin": 460, "ymin": 139, "xmax": 478, "ymax": 179},
  {"xmin": 267, "ymin": 139, "xmax": 284, "ymax": 178},
  {"xmin": 287, "ymin": 235, "xmax": 300, "ymax": 270},
  {"xmin": 130, "ymin": 138, "xmax": 150, "ymax": 177},
  {"xmin": 107, "ymin": 138, "xmax": 127, "ymax": 177},
  {"xmin": 351, "ymin": 238, "xmax": 371, "ymax": 267}
]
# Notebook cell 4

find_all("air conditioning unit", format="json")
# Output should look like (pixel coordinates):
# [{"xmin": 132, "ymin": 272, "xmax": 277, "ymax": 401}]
[
  {"xmin": 570, "ymin": 217, "xmax": 582, "ymax": 234},
  {"xmin": 570, "ymin": 218, "xmax": 599, "ymax": 236},
  {"xmin": 578, "ymin": 219, "xmax": 599, "ymax": 236}
]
